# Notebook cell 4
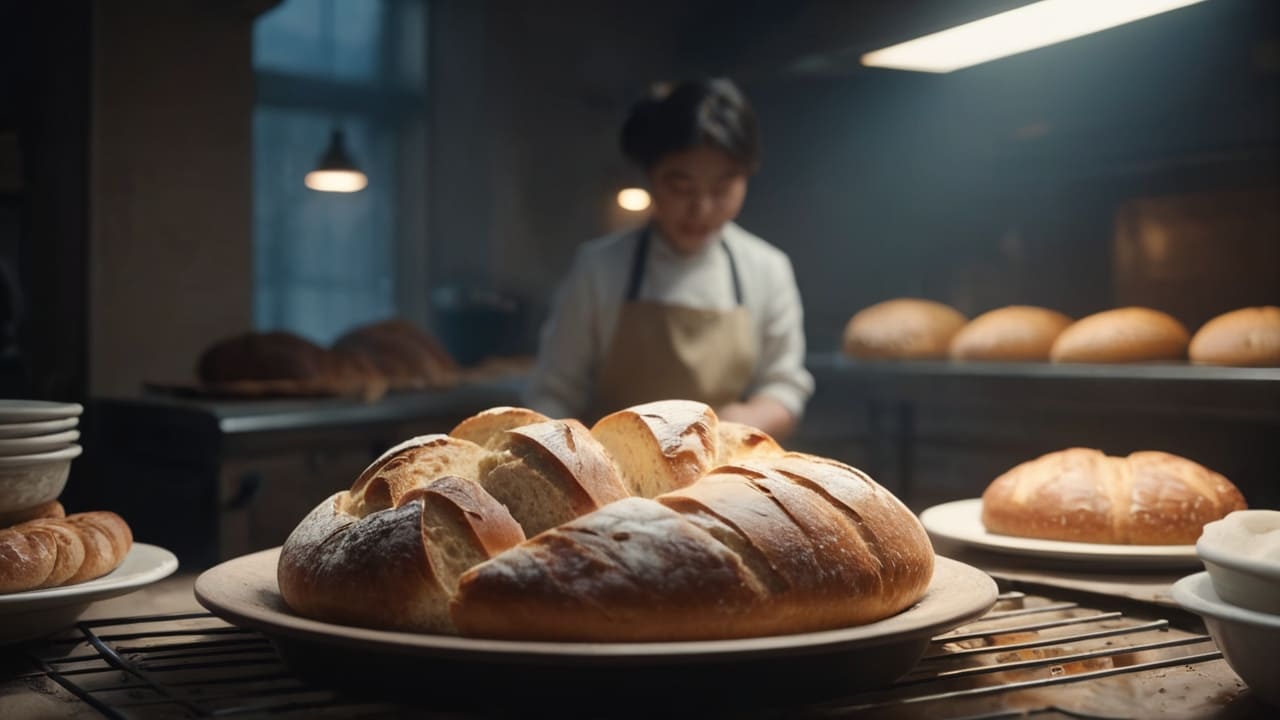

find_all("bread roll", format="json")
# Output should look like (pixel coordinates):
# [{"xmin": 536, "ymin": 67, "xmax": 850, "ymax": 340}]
[
  {"xmin": 949, "ymin": 306, "xmax": 1073, "ymax": 361},
  {"xmin": 715, "ymin": 421, "xmax": 784, "ymax": 466},
  {"xmin": 590, "ymin": 399, "xmax": 718, "ymax": 497},
  {"xmin": 479, "ymin": 419, "xmax": 630, "ymax": 537},
  {"xmin": 981, "ymin": 448, "xmax": 1247, "ymax": 545},
  {"xmin": 0, "ymin": 499, "xmax": 65, "ymax": 528},
  {"xmin": 843, "ymin": 299, "xmax": 967, "ymax": 360},
  {"xmin": 451, "ymin": 453, "xmax": 934, "ymax": 641},
  {"xmin": 0, "ymin": 511, "xmax": 133, "ymax": 593},
  {"xmin": 449, "ymin": 406, "xmax": 552, "ymax": 448},
  {"xmin": 1050, "ymin": 307, "xmax": 1189, "ymax": 363},
  {"xmin": 1189, "ymin": 306, "xmax": 1280, "ymax": 367},
  {"xmin": 277, "ymin": 477, "xmax": 525, "ymax": 633}
]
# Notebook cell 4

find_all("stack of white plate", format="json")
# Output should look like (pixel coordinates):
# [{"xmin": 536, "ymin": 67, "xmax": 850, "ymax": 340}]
[{"xmin": 0, "ymin": 399, "xmax": 84, "ymax": 526}]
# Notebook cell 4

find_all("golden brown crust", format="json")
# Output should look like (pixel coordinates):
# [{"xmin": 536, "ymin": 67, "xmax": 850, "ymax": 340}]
[
  {"xmin": 451, "ymin": 453, "xmax": 934, "ymax": 641},
  {"xmin": 981, "ymin": 448, "xmax": 1247, "ymax": 544},
  {"xmin": 590, "ymin": 399, "xmax": 718, "ymax": 497},
  {"xmin": 1189, "ymin": 306, "xmax": 1280, "ymax": 367},
  {"xmin": 1050, "ymin": 307, "xmax": 1190, "ymax": 363},
  {"xmin": 448, "ymin": 406, "xmax": 552, "ymax": 448},
  {"xmin": 949, "ymin": 305, "xmax": 1073, "ymax": 361},
  {"xmin": 345, "ymin": 434, "xmax": 489, "ymax": 515},
  {"xmin": 715, "ymin": 421, "xmax": 784, "ymax": 466},
  {"xmin": 843, "ymin": 298, "xmax": 967, "ymax": 360},
  {"xmin": 0, "ymin": 511, "xmax": 132, "ymax": 593}
]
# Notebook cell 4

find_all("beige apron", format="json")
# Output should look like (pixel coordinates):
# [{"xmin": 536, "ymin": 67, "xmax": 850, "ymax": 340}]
[{"xmin": 591, "ymin": 226, "xmax": 758, "ymax": 420}]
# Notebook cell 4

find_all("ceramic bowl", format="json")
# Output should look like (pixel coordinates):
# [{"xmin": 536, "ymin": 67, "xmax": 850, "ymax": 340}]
[
  {"xmin": 1196, "ymin": 510, "xmax": 1280, "ymax": 616},
  {"xmin": 0, "ymin": 444, "xmax": 83, "ymax": 518},
  {"xmin": 1172, "ymin": 571, "xmax": 1280, "ymax": 707}
]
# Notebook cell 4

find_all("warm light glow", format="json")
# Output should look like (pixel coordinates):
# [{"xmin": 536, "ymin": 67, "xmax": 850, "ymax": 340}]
[
  {"xmin": 305, "ymin": 169, "xmax": 369, "ymax": 193},
  {"xmin": 861, "ymin": 0, "xmax": 1209, "ymax": 73},
  {"xmin": 616, "ymin": 187, "xmax": 651, "ymax": 211}
]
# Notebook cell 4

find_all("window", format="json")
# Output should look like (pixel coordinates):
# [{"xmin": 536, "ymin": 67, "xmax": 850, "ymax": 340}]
[{"xmin": 251, "ymin": 0, "xmax": 426, "ymax": 344}]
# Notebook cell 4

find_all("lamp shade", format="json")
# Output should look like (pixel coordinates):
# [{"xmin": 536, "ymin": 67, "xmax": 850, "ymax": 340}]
[{"xmin": 305, "ymin": 129, "xmax": 368, "ymax": 193}]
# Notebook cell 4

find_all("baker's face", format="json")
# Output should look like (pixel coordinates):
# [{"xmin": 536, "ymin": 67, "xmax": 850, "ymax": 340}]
[{"xmin": 648, "ymin": 146, "xmax": 748, "ymax": 255}]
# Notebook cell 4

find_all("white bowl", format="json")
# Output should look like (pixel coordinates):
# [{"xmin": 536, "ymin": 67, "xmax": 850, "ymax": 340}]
[
  {"xmin": 0, "ymin": 429, "xmax": 80, "ymax": 457},
  {"xmin": 0, "ymin": 400, "xmax": 83, "ymax": 423},
  {"xmin": 0, "ymin": 416, "xmax": 79, "ymax": 439},
  {"xmin": 1172, "ymin": 571, "xmax": 1280, "ymax": 707},
  {"xmin": 0, "ymin": 444, "xmax": 83, "ymax": 517},
  {"xmin": 1196, "ymin": 510, "xmax": 1280, "ymax": 616}
]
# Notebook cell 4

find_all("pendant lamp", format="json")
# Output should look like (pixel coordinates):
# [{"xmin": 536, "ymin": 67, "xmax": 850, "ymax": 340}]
[
  {"xmin": 305, "ymin": 0, "xmax": 367, "ymax": 193},
  {"xmin": 305, "ymin": 129, "xmax": 368, "ymax": 192}
]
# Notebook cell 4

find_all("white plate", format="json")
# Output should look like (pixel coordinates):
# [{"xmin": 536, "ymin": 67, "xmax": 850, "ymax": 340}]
[
  {"xmin": 0, "ymin": 443, "xmax": 82, "ymax": 468},
  {"xmin": 0, "ymin": 417, "xmax": 79, "ymax": 438},
  {"xmin": 920, "ymin": 498, "xmax": 1200, "ymax": 568},
  {"xmin": 0, "ymin": 400, "xmax": 84, "ymax": 423},
  {"xmin": 195, "ymin": 549, "xmax": 997, "ymax": 708},
  {"xmin": 0, "ymin": 543, "xmax": 179, "ymax": 645},
  {"xmin": 0, "ymin": 429, "xmax": 80, "ymax": 456}
]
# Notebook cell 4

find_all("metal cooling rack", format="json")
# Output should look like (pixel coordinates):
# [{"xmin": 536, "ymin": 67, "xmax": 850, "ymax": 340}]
[{"xmin": 13, "ymin": 585, "xmax": 1251, "ymax": 719}]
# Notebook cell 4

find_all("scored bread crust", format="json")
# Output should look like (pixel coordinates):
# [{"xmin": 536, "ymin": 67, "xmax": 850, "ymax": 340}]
[
  {"xmin": 345, "ymin": 434, "xmax": 489, "ymax": 515},
  {"xmin": 479, "ymin": 419, "xmax": 629, "ymax": 537},
  {"xmin": 590, "ymin": 399, "xmax": 718, "ymax": 497},
  {"xmin": 0, "ymin": 511, "xmax": 133, "ymax": 593},
  {"xmin": 449, "ymin": 406, "xmax": 552, "ymax": 448},
  {"xmin": 277, "ymin": 477, "xmax": 525, "ymax": 633},
  {"xmin": 981, "ymin": 448, "xmax": 1247, "ymax": 544},
  {"xmin": 1050, "ymin": 307, "xmax": 1190, "ymax": 363},
  {"xmin": 1189, "ymin": 306, "xmax": 1280, "ymax": 367},
  {"xmin": 450, "ymin": 453, "xmax": 935, "ymax": 641},
  {"xmin": 715, "ymin": 421, "xmax": 784, "ymax": 466},
  {"xmin": 949, "ymin": 305, "xmax": 1073, "ymax": 361},
  {"xmin": 842, "ymin": 298, "xmax": 967, "ymax": 360}
]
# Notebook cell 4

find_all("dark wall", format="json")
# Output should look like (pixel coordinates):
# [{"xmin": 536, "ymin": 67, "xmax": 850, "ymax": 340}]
[{"xmin": 735, "ymin": 0, "xmax": 1280, "ymax": 351}]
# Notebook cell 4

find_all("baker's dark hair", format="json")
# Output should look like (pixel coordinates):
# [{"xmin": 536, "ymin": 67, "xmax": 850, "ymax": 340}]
[{"xmin": 620, "ymin": 78, "xmax": 760, "ymax": 173}]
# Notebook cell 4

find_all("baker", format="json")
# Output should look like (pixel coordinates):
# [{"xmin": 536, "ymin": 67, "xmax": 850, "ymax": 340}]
[{"xmin": 523, "ymin": 78, "xmax": 813, "ymax": 438}]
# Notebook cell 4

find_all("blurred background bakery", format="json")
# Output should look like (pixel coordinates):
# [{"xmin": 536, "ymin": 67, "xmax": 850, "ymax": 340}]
[{"xmin": 1, "ymin": 0, "xmax": 1276, "ymax": 565}]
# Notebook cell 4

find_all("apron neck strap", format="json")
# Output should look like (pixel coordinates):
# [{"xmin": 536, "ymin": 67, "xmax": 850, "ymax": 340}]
[{"xmin": 625, "ymin": 225, "xmax": 744, "ymax": 305}]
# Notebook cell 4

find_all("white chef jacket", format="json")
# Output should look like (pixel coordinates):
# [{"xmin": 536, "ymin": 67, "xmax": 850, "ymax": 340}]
[{"xmin": 523, "ymin": 222, "xmax": 815, "ymax": 420}]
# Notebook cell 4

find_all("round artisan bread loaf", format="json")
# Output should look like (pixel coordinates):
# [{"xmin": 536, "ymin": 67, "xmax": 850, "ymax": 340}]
[
  {"xmin": 478, "ymin": 418, "xmax": 630, "ymax": 537},
  {"xmin": 450, "ymin": 452, "xmax": 934, "ymax": 641},
  {"xmin": 949, "ymin": 305, "xmax": 1073, "ymax": 361},
  {"xmin": 590, "ymin": 399, "xmax": 718, "ymax": 497},
  {"xmin": 981, "ymin": 448, "xmax": 1247, "ymax": 545},
  {"xmin": 277, "ymin": 476, "xmax": 526, "ymax": 633},
  {"xmin": 1189, "ymin": 306, "xmax": 1280, "ymax": 367},
  {"xmin": 449, "ymin": 406, "xmax": 552, "ymax": 448},
  {"xmin": 842, "ymin": 298, "xmax": 967, "ymax": 360},
  {"xmin": 0, "ymin": 510, "xmax": 133, "ymax": 593},
  {"xmin": 1049, "ymin": 307, "xmax": 1189, "ymax": 363}
]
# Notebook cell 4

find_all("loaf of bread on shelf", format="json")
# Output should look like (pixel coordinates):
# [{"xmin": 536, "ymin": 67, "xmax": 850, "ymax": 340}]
[
  {"xmin": 449, "ymin": 406, "xmax": 552, "ymax": 448},
  {"xmin": 333, "ymin": 318, "xmax": 459, "ymax": 391},
  {"xmin": 981, "ymin": 448, "xmax": 1247, "ymax": 545},
  {"xmin": 277, "ymin": 476, "xmax": 525, "ymax": 632},
  {"xmin": 1189, "ymin": 306, "xmax": 1280, "ymax": 367},
  {"xmin": 451, "ymin": 452, "xmax": 935, "ymax": 641},
  {"xmin": 0, "ymin": 510, "xmax": 133, "ymax": 593},
  {"xmin": 197, "ymin": 330, "xmax": 387, "ymax": 399},
  {"xmin": 590, "ymin": 399, "xmax": 718, "ymax": 497},
  {"xmin": 477, "ymin": 419, "xmax": 630, "ymax": 536},
  {"xmin": 1049, "ymin": 307, "xmax": 1190, "ymax": 363},
  {"xmin": 843, "ymin": 298, "xmax": 967, "ymax": 360},
  {"xmin": 949, "ymin": 306, "xmax": 1073, "ymax": 361}
]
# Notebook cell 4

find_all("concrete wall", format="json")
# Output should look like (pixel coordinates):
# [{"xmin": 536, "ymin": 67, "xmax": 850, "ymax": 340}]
[{"xmin": 89, "ymin": 0, "xmax": 258, "ymax": 395}]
